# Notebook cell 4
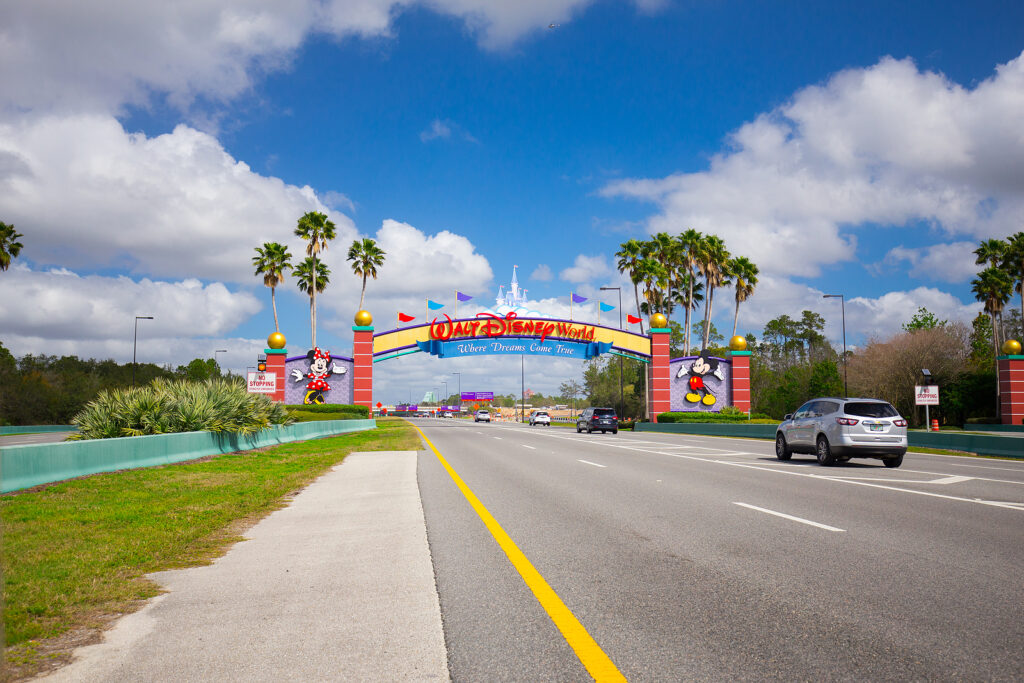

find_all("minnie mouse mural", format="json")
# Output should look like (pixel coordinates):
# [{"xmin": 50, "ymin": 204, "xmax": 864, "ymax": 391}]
[{"xmin": 291, "ymin": 347, "xmax": 347, "ymax": 404}]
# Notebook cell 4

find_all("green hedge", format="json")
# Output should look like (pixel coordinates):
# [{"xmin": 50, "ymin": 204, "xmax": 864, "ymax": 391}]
[
  {"xmin": 657, "ymin": 411, "xmax": 776, "ymax": 424},
  {"xmin": 284, "ymin": 404, "xmax": 369, "ymax": 417}
]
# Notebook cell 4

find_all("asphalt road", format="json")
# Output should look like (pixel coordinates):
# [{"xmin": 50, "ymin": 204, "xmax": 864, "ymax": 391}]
[
  {"xmin": 414, "ymin": 419, "xmax": 1024, "ymax": 681},
  {"xmin": 0, "ymin": 431, "xmax": 74, "ymax": 447}
]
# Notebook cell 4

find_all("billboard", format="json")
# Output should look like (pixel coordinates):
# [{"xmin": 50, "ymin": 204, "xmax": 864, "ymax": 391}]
[{"xmin": 461, "ymin": 391, "xmax": 494, "ymax": 401}]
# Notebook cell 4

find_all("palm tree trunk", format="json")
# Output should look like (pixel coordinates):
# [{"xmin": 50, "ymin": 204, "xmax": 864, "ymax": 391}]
[
  {"xmin": 311, "ymin": 255, "xmax": 318, "ymax": 348},
  {"xmin": 359, "ymin": 274, "xmax": 367, "ymax": 310},
  {"xmin": 685, "ymin": 266, "xmax": 694, "ymax": 354},
  {"xmin": 733, "ymin": 299, "xmax": 740, "ymax": 338},
  {"xmin": 991, "ymin": 310, "xmax": 999, "ymax": 365},
  {"xmin": 272, "ymin": 286, "xmax": 279, "ymax": 333},
  {"xmin": 703, "ymin": 286, "xmax": 714, "ymax": 349}
]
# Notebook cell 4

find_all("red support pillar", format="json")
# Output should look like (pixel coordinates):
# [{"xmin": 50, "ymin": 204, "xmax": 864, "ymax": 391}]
[
  {"xmin": 647, "ymin": 327, "xmax": 671, "ymax": 422},
  {"xmin": 265, "ymin": 349, "xmax": 287, "ymax": 403},
  {"xmin": 998, "ymin": 353, "xmax": 1024, "ymax": 425},
  {"xmin": 352, "ymin": 324, "xmax": 374, "ymax": 410},
  {"xmin": 729, "ymin": 350, "xmax": 752, "ymax": 414}
]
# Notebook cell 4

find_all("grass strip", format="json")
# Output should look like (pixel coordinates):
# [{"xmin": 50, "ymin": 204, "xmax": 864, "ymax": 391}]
[{"xmin": 1, "ymin": 418, "xmax": 420, "ymax": 679}]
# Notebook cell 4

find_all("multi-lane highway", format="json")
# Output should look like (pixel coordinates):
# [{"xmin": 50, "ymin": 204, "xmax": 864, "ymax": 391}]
[{"xmin": 413, "ymin": 418, "xmax": 1024, "ymax": 681}]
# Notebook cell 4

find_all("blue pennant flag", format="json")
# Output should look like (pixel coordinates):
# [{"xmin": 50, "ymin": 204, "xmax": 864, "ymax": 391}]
[
  {"xmin": 456, "ymin": 291, "xmax": 473, "ymax": 302},
  {"xmin": 599, "ymin": 302, "xmax": 615, "ymax": 312},
  {"xmin": 427, "ymin": 299, "xmax": 445, "ymax": 310},
  {"xmin": 571, "ymin": 292, "xmax": 588, "ymax": 304}
]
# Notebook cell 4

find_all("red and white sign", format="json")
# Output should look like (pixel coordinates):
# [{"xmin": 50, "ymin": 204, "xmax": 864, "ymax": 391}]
[
  {"xmin": 915, "ymin": 385, "xmax": 939, "ymax": 406},
  {"xmin": 247, "ymin": 372, "xmax": 277, "ymax": 394}
]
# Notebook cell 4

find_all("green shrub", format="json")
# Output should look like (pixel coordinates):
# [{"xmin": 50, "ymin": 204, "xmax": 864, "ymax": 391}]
[
  {"xmin": 657, "ymin": 411, "xmax": 775, "ymax": 423},
  {"xmin": 965, "ymin": 416, "xmax": 999, "ymax": 424},
  {"xmin": 69, "ymin": 379, "xmax": 292, "ymax": 440},
  {"xmin": 284, "ymin": 403, "xmax": 369, "ymax": 417}
]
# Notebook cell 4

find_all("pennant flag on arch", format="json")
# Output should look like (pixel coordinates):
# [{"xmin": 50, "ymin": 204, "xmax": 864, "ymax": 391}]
[
  {"xmin": 456, "ymin": 291, "xmax": 473, "ymax": 302},
  {"xmin": 427, "ymin": 300, "xmax": 445, "ymax": 310},
  {"xmin": 627, "ymin": 314, "xmax": 642, "ymax": 324},
  {"xmin": 398, "ymin": 312, "xmax": 415, "ymax": 322},
  {"xmin": 599, "ymin": 302, "xmax": 615, "ymax": 312},
  {"xmin": 571, "ymin": 292, "xmax": 588, "ymax": 304}
]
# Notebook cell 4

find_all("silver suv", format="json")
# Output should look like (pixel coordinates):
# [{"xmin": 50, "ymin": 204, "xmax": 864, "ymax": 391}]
[{"xmin": 776, "ymin": 398, "xmax": 908, "ymax": 468}]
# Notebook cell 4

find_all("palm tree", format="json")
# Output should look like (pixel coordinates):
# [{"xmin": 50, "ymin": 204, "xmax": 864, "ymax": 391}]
[
  {"xmin": 252, "ymin": 242, "xmax": 293, "ymax": 333},
  {"xmin": 615, "ymin": 239, "xmax": 646, "ymax": 334},
  {"xmin": 346, "ymin": 238, "xmax": 387, "ymax": 310},
  {"xmin": 295, "ymin": 257, "xmax": 331, "ymax": 347},
  {"xmin": 648, "ymin": 232, "xmax": 676, "ymax": 323},
  {"xmin": 697, "ymin": 234, "xmax": 730, "ymax": 349},
  {"xmin": 676, "ymin": 229, "xmax": 703, "ymax": 355},
  {"xmin": 728, "ymin": 256, "xmax": 759, "ymax": 337},
  {"xmin": 974, "ymin": 238, "xmax": 1007, "ymax": 269},
  {"xmin": 294, "ymin": 211, "xmax": 337, "ymax": 348},
  {"xmin": 1002, "ymin": 232, "xmax": 1024, "ymax": 328},
  {"xmin": 971, "ymin": 266, "xmax": 1013, "ymax": 360},
  {"xmin": 1, "ymin": 221, "xmax": 24, "ymax": 272},
  {"xmin": 672, "ymin": 273, "xmax": 704, "ymax": 355},
  {"xmin": 638, "ymin": 257, "xmax": 669, "ymax": 319}
]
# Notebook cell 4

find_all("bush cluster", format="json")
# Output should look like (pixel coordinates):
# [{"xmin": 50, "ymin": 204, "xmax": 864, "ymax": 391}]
[
  {"xmin": 657, "ymin": 410, "xmax": 775, "ymax": 423},
  {"xmin": 70, "ymin": 379, "xmax": 291, "ymax": 440},
  {"xmin": 284, "ymin": 403, "xmax": 369, "ymax": 418}
]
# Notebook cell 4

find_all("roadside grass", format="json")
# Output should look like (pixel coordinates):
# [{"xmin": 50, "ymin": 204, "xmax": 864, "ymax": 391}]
[{"xmin": 1, "ymin": 418, "xmax": 420, "ymax": 679}]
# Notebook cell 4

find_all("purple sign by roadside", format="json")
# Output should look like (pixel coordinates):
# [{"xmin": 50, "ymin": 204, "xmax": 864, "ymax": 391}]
[{"xmin": 461, "ymin": 391, "xmax": 494, "ymax": 401}]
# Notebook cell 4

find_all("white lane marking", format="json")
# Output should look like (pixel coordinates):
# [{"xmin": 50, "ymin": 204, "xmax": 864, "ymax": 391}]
[
  {"xmin": 522, "ymin": 445, "xmax": 536, "ymax": 450},
  {"xmin": 733, "ymin": 502, "xmax": 845, "ymax": 532},
  {"xmin": 578, "ymin": 460, "xmax": 607, "ymax": 468},
  {"xmin": 815, "ymin": 474, "xmax": 975, "ymax": 485},
  {"xmin": 493, "ymin": 436, "xmax": 502, "ymax": 440}
]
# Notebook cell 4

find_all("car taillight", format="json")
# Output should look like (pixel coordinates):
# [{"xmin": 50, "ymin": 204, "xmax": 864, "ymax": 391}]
[
  {"xmin": 893, "ymin": 419, "xmax": 907, "ymax": 427},
  {"xmin": 836, "ymin": 417, "xmax": 859, "ymax": 426}
]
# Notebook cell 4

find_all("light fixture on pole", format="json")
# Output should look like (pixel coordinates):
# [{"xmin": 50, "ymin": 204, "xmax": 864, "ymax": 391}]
[
  {"xmin": 132, "ymin": 315, "xmax": 154, "ymax": 387},
  {"xmin": 601, "ymin": 286, "xmax": 624, "ymax": 419},
  {"xmin": 442, "ymin": 381, "xmax": 448, "ymax": 410},
  {"xmin": 822, "ymin": 294, "xmax": 848, "ymax": 398},
  {"xmin": 214, "ymin": 349, "xmax": 227, "ymax": 375}
]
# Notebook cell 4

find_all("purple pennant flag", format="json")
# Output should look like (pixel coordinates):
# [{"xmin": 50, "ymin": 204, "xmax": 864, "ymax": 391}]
[
  {"xmin": 456, "ymin": 291, "xmax": 473, "ymax": 302},
  {"xmin": 571, "ymin": 292, "xmax": 588, "ymax": 304}
]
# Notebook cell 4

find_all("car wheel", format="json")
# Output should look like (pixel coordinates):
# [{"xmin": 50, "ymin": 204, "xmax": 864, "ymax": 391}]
[
  {"xmin": 587, "ymin": 426, "xmax": 593, "ymax": 434},
  {"xmin": 883, "ymin": 454, "xmax": 904, "ymax": 468},
  {"xmin": 576, "ymin": 425, "xmax": 582, "ymax": 433},
  {"xmin": 611, "ymin": 429, "xmax": 618, "ymax": 435},
  {"xmin": 816, "ymin": 436, "xmax": 836, "ymax": 466},
  {"xmin": 775, "ymin": 433, "xmax": 792, "ymax": 461}
]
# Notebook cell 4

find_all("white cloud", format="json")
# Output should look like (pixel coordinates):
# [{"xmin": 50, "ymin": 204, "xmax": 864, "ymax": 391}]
[
  {"xmin": 879, "ymin": 242, "xmax": 978, "ymax": 283},
  {"xmin": 0, "ymin": 1, "xmax": 662, "ymax": 116},
  {"xmin": 0, "ymin": 114, "xmax": 357, "ymax": 282},
  {"xmin": 530, "ymin": 264, "xmax": 553, "ymax": 281},
  {"xmin": 560, "ymin": 254, "xmax": 611, "ymax": 283},
  {"xmin": 0, "ymin": 265, "xmax": 262, "ymax": 366},
  {"xmin": 602, "ymin": 52, "xmax": 1024, "ymax": 278},
  {"xmin": 420, "ymin": 119, "xmax": 452, "ymax": 142}
]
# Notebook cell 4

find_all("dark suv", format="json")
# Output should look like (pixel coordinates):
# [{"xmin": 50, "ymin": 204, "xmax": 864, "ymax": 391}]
[{"xmin": 576, "ymin": 407, "xmax": 618, "ymax": 434}]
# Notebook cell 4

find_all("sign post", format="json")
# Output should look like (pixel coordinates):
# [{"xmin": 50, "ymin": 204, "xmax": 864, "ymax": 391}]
[{"xmin": 915, "ymin": 385, "xmax": 939, "ymax": 429}]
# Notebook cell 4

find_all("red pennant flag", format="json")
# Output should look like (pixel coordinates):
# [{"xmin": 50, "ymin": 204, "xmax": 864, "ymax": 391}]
[
  {"xmin": 398, "ymin": 312, "xmax": 415, "ymax": 322},
  {"xmin": 627, "ymin": 314, "xmax": 642, "ymax": 324}
]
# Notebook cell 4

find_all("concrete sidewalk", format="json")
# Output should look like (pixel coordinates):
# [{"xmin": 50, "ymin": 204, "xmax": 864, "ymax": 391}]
[{"xmin": 46, "ymin": 451, "xmax": 449, "ymax": 682}]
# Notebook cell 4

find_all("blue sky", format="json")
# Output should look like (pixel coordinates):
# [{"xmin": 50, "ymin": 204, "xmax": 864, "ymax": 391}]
[{"xmin": 1, "ymin": 1, "xmax": 1022, "ymax": 401}]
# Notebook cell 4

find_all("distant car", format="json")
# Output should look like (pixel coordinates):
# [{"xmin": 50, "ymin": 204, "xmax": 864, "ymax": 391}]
[
  {"xmin": 775, "ymin": 397, "xmax": 908, "ymax": 468},
  {"xmin": 576, "ymin": 407, "xmax": 618, "ymax": 434},
  {"xmin": 475, "ymin": 410, "xmax": 491, "ymax": 423},
  {"xmin": 529, "ymin": 410, "xmax": 550, "ymax": 426}
]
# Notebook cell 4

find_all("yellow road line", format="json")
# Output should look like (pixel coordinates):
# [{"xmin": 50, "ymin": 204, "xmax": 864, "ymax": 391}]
[{"xmin": 411, "ymin": 422, "xmax": 626, "ymax": 682}]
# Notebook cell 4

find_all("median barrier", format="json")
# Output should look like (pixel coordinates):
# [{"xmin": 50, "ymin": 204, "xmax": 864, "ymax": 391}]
[
  {"xmin": 635, "ymin": 422, "xmax": 1023, "ymax": 459},
  {"xmin": 0, "ymin": 419, "xmax": 377, "ymax": 493},
  {"xmin": 0, "ymin": 425, "xmax": 76, "ymax": 435}
]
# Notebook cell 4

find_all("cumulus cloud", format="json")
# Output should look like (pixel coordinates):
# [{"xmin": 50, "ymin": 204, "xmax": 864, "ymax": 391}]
[
  {"xmin": 602, "ymin": 52, "xmax": 1024, "ymax": 277},
  {"xmin": 530, "ymin": 264, "xmax": 553, "ymax": 281},
  {"xmin": 879, "ymin": 242, "xmax": 978, "ymax": 283},
  {"xmin": 560, "ymin": 254, "xmax": 612, "ymax": 283},
  {"xmin": 0, "ymin": 1, "xmax": 662, "ymax": 116},
  {"xmin": 420, "ymin": 119, "xmax": 452, "ymax": 142},
  {"xmin": 0, "ymin": 114, "xmax": 356, "ymax": 282}
]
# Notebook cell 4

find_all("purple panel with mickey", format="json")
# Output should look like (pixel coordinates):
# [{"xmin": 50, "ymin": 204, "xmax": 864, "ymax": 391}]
[
  {"xmin": 283, "ymin": 347, "xmax": 354, "ymax": 405},
  {"xmin": 668, "ymin": 352, "xmax": 733, "ymax": 412}
]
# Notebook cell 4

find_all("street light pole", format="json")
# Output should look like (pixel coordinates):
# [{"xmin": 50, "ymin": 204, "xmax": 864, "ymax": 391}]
[
  {"xmin": 601, "ymin": 286, "xmax": 624, "ymax": 418},
  {"xmin": 521, "ymin": 354, "xmax": 525, "ymax": 424},
  {"xmin": 823, "ymin": 294, "xmax": 847, "ymax": 397},
  {"xmin": 214, "ymin": 349, "xmax": 227, "ymax": 376},
  {"xmin": 452, "ymin": 372, "xmax": 461, "ymax": 415},
  {"xmin": 132, "ymin": 315, "xmax": 154, "ymax": 387}
]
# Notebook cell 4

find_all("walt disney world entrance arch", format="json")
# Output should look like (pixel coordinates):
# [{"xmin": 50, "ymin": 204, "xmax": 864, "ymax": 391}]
[{"xmin": 259, "ymin": 309, "xmax": 753, "ymax": 421}]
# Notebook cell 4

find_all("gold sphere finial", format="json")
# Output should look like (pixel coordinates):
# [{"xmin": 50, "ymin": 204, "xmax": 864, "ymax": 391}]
[
  {"xmin": 650, "ymin": 313, "xmax": 668, "ymax": 329},
  {"xmin": 267, "ymin": 332, "xmax": 286, "ymax": 349},
  {"xmin": 729, "ymin": 335, "xmax": 748, "ymax": 351},
  {"xmin": 354, "ymin": 310, "xmax": 373, "ymax": 327},
  {"xmin": 1003, "ymin": 339, "xmax": 1022, "ymax": 356}
]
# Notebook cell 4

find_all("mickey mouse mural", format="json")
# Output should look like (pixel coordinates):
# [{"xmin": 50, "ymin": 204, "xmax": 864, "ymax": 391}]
[
  {"xmin": 670, "ymin": 349, "xmax": 731, "ymax": 410},
  {"xmin": 290, "ymin": 347, "xmax": 347, "ymax": 404}
]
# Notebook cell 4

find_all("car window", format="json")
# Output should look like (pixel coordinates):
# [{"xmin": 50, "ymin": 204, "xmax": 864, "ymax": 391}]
[
  {"xmin": 844, "ymin": 402, "xmax": 899, "ymax": 418},
  {"xmin": 536, "ymin": 412, "xmax": 548, "ymax": 416},
  {"xmin": 593, "ymin": 408, "xmax": 616, "ymax": 416},
  {"xmin": 816, "ymin": 401, "xmax": 839, "ymax": 415},
  {"xmin": 793, "ymin": 402, "xmax": 814, "ymax": 418}
]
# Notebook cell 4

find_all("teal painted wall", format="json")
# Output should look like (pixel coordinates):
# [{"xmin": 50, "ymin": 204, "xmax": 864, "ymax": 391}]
[
  {"xmin": 0, "ymin": 425, "xmax": 76, "ymax": 435},
  {"xmin": 636, "ymin": 423, "xmax": 1023, "ymax": 458},
  {"xmin": 1, "ymin": 420, "xmax": 376, "ymax": 493}
]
